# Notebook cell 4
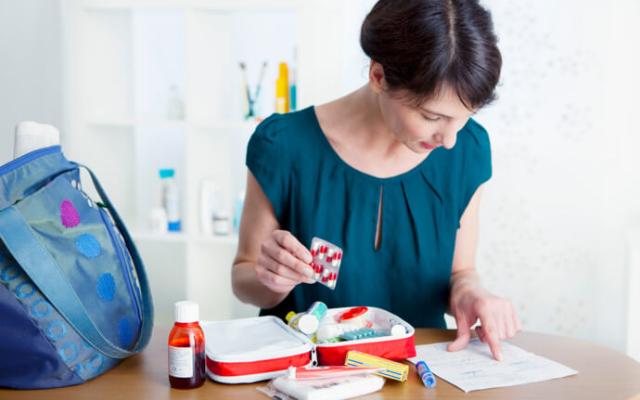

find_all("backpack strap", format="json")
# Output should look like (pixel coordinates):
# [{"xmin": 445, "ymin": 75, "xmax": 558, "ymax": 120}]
[{"xmin": 75, "ymin": 163, "xmax": 154, "ymax": 354}]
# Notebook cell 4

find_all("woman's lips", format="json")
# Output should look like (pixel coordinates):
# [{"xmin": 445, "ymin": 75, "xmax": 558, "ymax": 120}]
[{"xmin": 420, "ymin": 141, "xmax": 436, "ymax": 150}]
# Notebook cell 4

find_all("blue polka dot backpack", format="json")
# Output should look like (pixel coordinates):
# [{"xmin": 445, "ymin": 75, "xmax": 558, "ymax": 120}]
[{"xmin": 0, "ymin": 145, "xmax": 153, "ymax": 388}]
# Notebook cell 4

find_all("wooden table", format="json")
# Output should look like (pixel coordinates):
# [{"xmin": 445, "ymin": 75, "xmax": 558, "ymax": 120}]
[{"xmin": 2, "ymin": 327, "xmax": 639, "ymax": 399}]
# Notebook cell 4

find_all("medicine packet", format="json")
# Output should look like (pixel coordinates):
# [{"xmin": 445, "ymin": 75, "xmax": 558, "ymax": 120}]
[{"xmin": 309, "ymin": 237, "xmax": 343, "ymax": 290}]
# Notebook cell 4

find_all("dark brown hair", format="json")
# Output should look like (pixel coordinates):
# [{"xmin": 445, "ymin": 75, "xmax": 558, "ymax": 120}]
[{"xmin": 360, "ymin": 0, "xmax": 502, "ymax": 110}]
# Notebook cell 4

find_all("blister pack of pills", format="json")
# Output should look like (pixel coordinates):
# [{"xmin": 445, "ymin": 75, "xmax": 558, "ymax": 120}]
[{"xmin": 309, "ymin": 237, "xmax": 343, "ymax": 290}]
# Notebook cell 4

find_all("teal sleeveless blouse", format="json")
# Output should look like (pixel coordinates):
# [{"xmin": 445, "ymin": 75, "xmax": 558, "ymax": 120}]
[{"xmin": 246, "ymin": 106, "xmax": 491, "ymax": 328}]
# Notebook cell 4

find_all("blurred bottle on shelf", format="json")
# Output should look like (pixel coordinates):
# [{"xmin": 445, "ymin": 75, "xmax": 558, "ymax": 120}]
[
  {"xmin": 149, "ymin": 207, "xmax": 168, "ymax": 234},
  {"xmin": 290, "ymin": 48, "xmax": 298, "ymax": 112},
  {"xmin": 199, "ymin": 178, "xmax": 220, "ymax": 236},
  {"xmin": 213, "ymin": 211, "xmax": 231, "ymax": 236},
  {"xmin": 232, "ymin": 190, "xmax": 245, "ymax": 234},
  {"xmin": 167, "ymin": 84, "xmax": 185, "ymax": 120},
  {"xmin": 275, "ymin": 62, "xmax": 290, "ymax": 114},
  {"xmin": 159, "ymin": 168, "xmax": 181, "ymax": 232}
]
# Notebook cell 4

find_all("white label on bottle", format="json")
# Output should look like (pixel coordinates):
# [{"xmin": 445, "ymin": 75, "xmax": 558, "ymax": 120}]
[{"xmin": 168, "ymin": 346, "xmax": 193, "ymax": 378}]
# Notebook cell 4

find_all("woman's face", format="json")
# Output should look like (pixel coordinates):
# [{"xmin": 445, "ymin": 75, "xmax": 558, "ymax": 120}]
[{"xmin": 371, "ymin": 63, "xmax": 476, "ymax": 154}]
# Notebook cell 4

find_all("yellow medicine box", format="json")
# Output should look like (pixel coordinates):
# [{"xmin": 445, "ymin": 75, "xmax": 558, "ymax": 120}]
[{"xmin": 344, "ymin": 350, "xmax": 409, "ymax": 382}]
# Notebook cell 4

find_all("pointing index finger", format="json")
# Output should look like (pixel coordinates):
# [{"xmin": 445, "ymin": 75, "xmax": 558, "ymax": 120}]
[{"xmin": 484, "ymin": 326, "xmax": 503, "ymax": 361}]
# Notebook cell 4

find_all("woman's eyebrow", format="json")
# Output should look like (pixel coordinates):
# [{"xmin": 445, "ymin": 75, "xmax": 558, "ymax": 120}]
[{"xmin": 420, "ymin": 107, "xmax": 452, "ymax": 119}]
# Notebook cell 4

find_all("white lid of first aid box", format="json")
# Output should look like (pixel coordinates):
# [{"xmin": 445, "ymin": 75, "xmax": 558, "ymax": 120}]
[{"xmin": 202, "ymin": 316, "xmax": 313, "ymax": 363}]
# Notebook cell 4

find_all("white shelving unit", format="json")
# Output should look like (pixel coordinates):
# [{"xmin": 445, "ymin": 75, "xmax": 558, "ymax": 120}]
[{"xmin": 61, "ymin": 0, "xmax": 353, "ymax": 324}]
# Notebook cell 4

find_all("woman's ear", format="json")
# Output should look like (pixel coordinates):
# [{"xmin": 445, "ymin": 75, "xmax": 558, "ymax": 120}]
[{"xmin": 369, "ymin": 60, "xmax": 386, "ymax": 94}]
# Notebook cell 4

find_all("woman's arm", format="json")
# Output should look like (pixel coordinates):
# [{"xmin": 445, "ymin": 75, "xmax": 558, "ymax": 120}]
[
  {"xmin": 446, "ymin": 185, "xmax": 522, "ymax": 360},
  {"xmin": 232, "ymin": 171, "xmax": 315, "ymax": 309}
]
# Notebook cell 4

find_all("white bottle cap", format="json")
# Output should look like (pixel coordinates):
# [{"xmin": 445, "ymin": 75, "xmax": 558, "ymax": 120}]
[
  {"xmin": 174, "ymin": 301, "xmax": 199, "ymax": 323},
  {"xmin": 297, "ymin": 314, "xmax": 320, "ymax": 335},
  {"xmin": 390, "ymin": 324, "xmax": 407, "ymax": 336}
]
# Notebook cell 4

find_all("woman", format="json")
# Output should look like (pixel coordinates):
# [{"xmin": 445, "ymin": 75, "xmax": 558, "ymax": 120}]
[{"xmin": 232, "ymin": 0, "xmax": 520, "ymax": 361}]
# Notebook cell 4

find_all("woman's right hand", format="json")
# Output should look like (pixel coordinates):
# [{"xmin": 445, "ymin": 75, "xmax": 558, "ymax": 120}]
[{"xmin": 255, "ymin": 230, "xmax": 316, "ymax": 294}]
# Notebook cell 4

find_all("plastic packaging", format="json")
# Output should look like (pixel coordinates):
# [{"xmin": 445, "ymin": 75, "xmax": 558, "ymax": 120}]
[
  {"xmin": 168, "ymin": 301, "xmax": 205, "ymax": 389},
  {"xmin": 345, "ymin": 351, "xmax": 409, "ymax": 382},
  {"xmin": 309, "ymin": 237, "xmax": 343, "ymax": 290},
  {"xmin": 258, "ymin": 374, "xmax": 385, "ymax": 400},
  {"xmin": 286, "ymin": 365, "xmax": 382, "ymax": 380}
]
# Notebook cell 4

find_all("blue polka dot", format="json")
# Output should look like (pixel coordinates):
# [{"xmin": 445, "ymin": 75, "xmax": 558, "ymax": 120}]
[
  {"xmin": 31, "ymin": 299, "xmax": 52, "ymax": 318},
  {"xmin": 118, "ymin": 317, "xmax": 135, "ymax": 348},
  {"xmin": 86, "ymin": 353, "xmax": 104, "ymax": 373},
  {"xmin": 15, "ymin": 281, "xmax": 35, "ymax": 299},
  {"xmin": 58, "ymin": 342, "xmax": 78, "ymax": 363},
  {"xmin": 75, "ymin": 234, "xmax": 101, "ymax": 259},
  {"xmin": 96, "ymin": 273, "xmax": 115, "ymax": 301},
  {"xmin": 46, "ymin": 320, "xmax": 67, "ymax": 340},
  {"xmin": 1, "ymin": 265, "xmax": 21, "ymax": 282}
]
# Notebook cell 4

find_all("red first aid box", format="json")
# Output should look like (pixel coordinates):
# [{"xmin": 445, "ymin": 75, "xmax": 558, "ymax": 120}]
[{"xmin": 203, "ymin": 307, "xmax": 416, "ymax": 384}]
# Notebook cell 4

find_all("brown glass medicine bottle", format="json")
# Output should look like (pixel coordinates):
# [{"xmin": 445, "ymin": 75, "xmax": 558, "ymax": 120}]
[{"xmin": 168, "ymin": 301, "xmax": 205, "ymax": 389}]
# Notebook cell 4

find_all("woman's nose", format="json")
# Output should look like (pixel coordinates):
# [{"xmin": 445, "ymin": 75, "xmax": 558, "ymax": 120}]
[
  {"xmin": 435, "ymin": 127, "xmax": 457, "ymax": 149},
  {"xmin": 442, "ymin": 130, "xmax": 457, "ymax": 149}
]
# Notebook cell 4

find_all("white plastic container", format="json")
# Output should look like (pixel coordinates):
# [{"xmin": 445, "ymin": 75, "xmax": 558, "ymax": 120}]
[
  {"xmin": 199, "ymin": 178, "xmax": 220, "ymax": 236},
  {"xmin": 159, "ymin": 168, "xmax": 181, "ymax": 232}
]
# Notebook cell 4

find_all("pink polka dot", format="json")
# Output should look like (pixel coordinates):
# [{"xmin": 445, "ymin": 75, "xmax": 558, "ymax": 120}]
[{"xmin": 60, "ymin": 200, "xmax": 80, "ymax": 228}]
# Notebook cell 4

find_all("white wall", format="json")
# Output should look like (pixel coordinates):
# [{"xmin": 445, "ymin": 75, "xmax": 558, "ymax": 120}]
[
  {"xmin": 476, "ymin": 0, "xmax": 640, "ymax": 354},
  {"xmin": 0, "ymin": 0, "xmax": 63, "ymax": 164}
]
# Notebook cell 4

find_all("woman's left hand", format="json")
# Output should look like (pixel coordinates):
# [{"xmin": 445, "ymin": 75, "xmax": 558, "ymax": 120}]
[{"xmin": 447, "ymin": 281, "xmax": 522, "ymax": 361}]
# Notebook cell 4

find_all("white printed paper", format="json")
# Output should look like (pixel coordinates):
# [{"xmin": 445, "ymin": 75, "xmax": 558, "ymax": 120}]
[{"xmin": 408, "ymin": 339, "xmax": 578, "ymax": 392}]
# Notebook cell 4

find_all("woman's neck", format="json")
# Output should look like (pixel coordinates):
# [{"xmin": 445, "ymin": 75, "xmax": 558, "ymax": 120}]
[{"xmin": 320, "ymin": 85, "xmax": 405, "ymax": 159}]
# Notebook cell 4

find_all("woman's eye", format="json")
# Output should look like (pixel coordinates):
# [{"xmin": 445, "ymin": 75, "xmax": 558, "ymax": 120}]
[{"xmin": 422, "ymin": 114, "xmax": 440, "ymax": 122}]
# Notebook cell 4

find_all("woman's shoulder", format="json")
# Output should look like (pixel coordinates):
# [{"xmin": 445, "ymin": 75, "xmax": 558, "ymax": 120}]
[
  {"xmin": 458, "ymin": 117, "xmax": 490, "ymax": 153},
  {"xmin": 425, "ymin": 117, "xmax": 491, "ymax": 195},
  {"xmin": 247, "ymin": 107, "xmax": 321, "ymax": 175},
  {"xmin": 445, "ymin": 117, "xmax": 491, "ymax": 173},
  {"xmin": 251, "ymin": 107, "xmax": 317, "ymax": 148}
]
